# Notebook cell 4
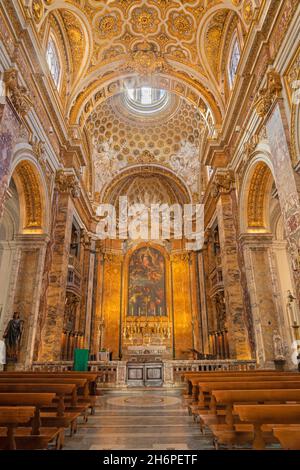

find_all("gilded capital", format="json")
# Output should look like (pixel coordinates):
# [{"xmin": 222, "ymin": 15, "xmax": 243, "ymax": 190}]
[
  {"xmin": 55, "ymin": 169, "xmax": 80, "ymax": 198},
  {"xmin": 211, "ymin": 169, "xmax": 235, "ymax": 198},
  {"xmin": 254, "ymin": 70, "xmax": 282, "ymax": 118},
  {"xmin": 4, "ymin": 68, "xmax": 33, "ymax": 117}
]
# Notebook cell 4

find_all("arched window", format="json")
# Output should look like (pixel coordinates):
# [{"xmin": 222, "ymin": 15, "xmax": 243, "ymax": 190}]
[
  {"xmin": 125, "ymin": 87, "xmax": 168, "ymax": 114},
  {"xmin": 46, "ymin": 36, "xmax": 61, "ymax": 88},
  {"xmin": 228, "ymin": 36, "xmax": 241, "ymax": 89}
]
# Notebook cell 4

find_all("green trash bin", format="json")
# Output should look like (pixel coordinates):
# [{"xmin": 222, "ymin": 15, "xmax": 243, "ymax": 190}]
[{"xmin": 73, "ymin": 348, "xmax": 89, "ymax": 371}]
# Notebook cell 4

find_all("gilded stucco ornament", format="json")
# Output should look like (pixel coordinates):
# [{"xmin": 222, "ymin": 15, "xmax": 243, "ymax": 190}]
[
  {"xmin": 168, "ymin": 12, "xmax": 194, "ymax": 41},
  {"xmin": 131, "ymin": 6, "xmax": 160, "ymax": 35},
  {"xmin": 243, "ymin": 0, "xmax": 254, "ymax": 24},
  {"xmin": 55, "ymin": 169, "xmax": 80, "ymax": 198},
  {"xmin": 254, "ymin": 70, "xmax": 282, "ymax": 118},
  {"xmin": 4, "ymin": 68, "xmax": 33, "ymax": 117},
  {"xmin": 121, "ymin": 41, "xmax": 170, "ymax": 76},
  {"xmin": 243, "ymin": 134, "xmax": 259, "ymax": 158},
  {"xmin": 32, "ymin": 0, "xmax": 44, "ymax": 23},
  {"xmin": 211, "ymin": 170, "xmax": 235, "ymax": 198},
  {"xmin": 97, "ymin": 13, "xmax": 122, "ymax": 40}
]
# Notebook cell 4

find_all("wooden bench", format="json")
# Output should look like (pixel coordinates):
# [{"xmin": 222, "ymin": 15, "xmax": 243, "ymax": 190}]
[
  {"xmin": 187, "ymin": 375, "xmax": 300, "ymax": 401},
  {"xmin": 213, "ymin": 389, "xmax": 300, "ymax": 425},
  {"xmin": 0, "ymin": 392, "xmax": 55, "ymax": 434},
  {"xmin": 271, "ymin": 425, "xmax": 300, "ymax": 450},
  {"xmin": 0, "ymin": 406, "xmax": 35, "ymax": 450},
  {"xmin": 207, "ymin": 389, "xmax": 300, "ymax": 449},
  {"xmin": 0, "ymin": 382, "xmax": 82, "ymax": 439},
  {"xmin": 233, "ymin": 403, "xmax": 300, "ymax": 449},
  {"xmin": 0, "ymin": 376, "xmax": 96, "ymax": 414},
  {"xmin": 0, "ymin": 372, "xmax": 99, "ymax": 396},
  {"xmin": 189, "ymin": 380, "xmax": 300, "ymax": 437},
  {"xmin": 0, "ymin": 383, "xmax": 76, "ymax": 415},
  {"xmin": 0, "ymin": 392, "xmax": 65, "ymax": 449},
  {"xmin": 0, "ymin": 393, "xmax": 64, "ymax": 450},
  {"xmin": 183, "ymin": 371, "xmax": 298, "ymax": 396}
]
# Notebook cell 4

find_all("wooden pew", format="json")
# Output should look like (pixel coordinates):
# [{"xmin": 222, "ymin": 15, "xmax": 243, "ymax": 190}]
[
  {"xmin": 208, "ymin": 389, "xmax": 300, "ymax": 448},
  {"xmin": 0, "ymin": 406, "xmax": 35, "ymax": 450},
  {"xmin": 0, "ymin": 392, "xmax": 55, "ymax": 434},
  {"xmin": 0, "ymin": 372, "xmax": 99, "ymax": 396},
  {"xmin": 199, "ymin": 380, "xmax": 300, "ymax": 410},
  {"xmin": 187, "ymin": 375, "xmax": 300, "ymax": 401},
  {"xmin": 183, "ymin": 371, "xmax": 298, "ymax": 396},
  {"xmin": 0, "ymin": 383, "xmax": 76, "ymax": 415},
  {"xmin": 0, "ymin": 382, "xmax": 82, "ymax": 439},
  {"xmin": 272, "ymin": 425, "xmax": 300, "ymax": 450},
  {"xmin": 213, "ymin": 389, "xmax": 300, "ymax": 424},
  {"xmin": 190, "ymin": 380, "xmax": 300, "ymax": 437},
  {"xmin": 0, "ymin": 376, "xmax": 96, "ymax": 413},
  {"xmin": 233, "ymin": 403, "xmax": 300, "ymax": 449},
  {"xmin": 0, "ymin": 393, "xmax": 64, "ymax": 450}
]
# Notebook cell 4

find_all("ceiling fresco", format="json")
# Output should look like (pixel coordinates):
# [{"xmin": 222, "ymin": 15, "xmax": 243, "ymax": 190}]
[{"xmin": 28, "ymin": 0, "xmax": 259, "ymax": 203}]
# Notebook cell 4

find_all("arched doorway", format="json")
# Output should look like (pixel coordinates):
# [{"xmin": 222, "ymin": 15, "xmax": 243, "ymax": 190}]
[
  {"xmin": 0, "ymin": 158, "xmax": 49, "ymax": 368},
  {"xmin": 240, "ymin": 158, "xmax": 296, "ymax": 368}
]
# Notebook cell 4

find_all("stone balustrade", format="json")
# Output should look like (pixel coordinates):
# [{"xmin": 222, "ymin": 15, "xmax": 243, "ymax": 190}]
[{"xmin": 32, "ymin": 359, "xmax": 256, "ymax": 387}]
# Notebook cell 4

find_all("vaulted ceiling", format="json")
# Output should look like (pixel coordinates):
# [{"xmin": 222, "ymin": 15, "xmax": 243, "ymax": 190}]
[
  {"xmin": 28, "ymin": 0, "xmax": 260, "ymax": 203},
  {"xmin": 33, "ymin": 0, "xmax": 255, "ymax": 126}
]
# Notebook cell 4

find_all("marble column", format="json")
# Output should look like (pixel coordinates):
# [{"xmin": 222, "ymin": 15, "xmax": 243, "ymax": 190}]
[
  {"xmin": 83, "ymin": 238, "xmax": 96, "ymax": 350},
  {"xmin": 240, "ymin": 233, "xmax": 285, "ymax": 367},
  {"xmin": 266, "ymin": 101, "xmax": 300, "ymax": 304},
  {"xmin": 101, "ymin": 253, "xmax": 123, "ymax": 359},
  {"xmin": 171, "ymin": 253, "xmax": 194, "ymax": 358},
  {"xmin": 90, "ymin": 244, "xmax": 104, "ymax": 357},
  {"xmin": 188, "ymin": 252, "xmax": 201, "ymax": 352},
  {"xmin": 38, "ymin": 191, "xmax": 74, "ymax": 361},
  {"xmin": 216, "ymin": 191, "xmax": 252, "ymax": 359},
  {"xmin": 197, "ymin": 250, "xmax": 209, "ymax": 354}
]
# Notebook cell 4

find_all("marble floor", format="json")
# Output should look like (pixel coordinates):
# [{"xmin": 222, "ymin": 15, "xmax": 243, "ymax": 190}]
[{"xmin": 64, "ymin": 388, "xmax": 214, "ymax": 450}]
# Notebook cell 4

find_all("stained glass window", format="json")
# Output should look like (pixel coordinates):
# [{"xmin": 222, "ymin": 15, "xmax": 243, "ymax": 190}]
[{"xmin": 46, "ymin": 37, "xmax": 61, "ymax": 88}]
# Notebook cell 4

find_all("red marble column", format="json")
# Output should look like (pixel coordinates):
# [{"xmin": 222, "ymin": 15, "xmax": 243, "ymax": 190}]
[
  {"xmin": 216, "ymin": 192, "xmax": 252, "ymax": 359},
  {"xmin": 38, "ymin": 190, "xmax": 74, "ymax": 361}
]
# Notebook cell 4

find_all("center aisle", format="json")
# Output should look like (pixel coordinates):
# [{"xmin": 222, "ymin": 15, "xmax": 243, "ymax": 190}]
[{"xmin": 64, "ymin": 389, "xmax": 214, "ymax": 450}]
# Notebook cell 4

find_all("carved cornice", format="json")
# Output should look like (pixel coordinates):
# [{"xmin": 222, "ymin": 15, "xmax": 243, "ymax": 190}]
[
  {"xmin": 55, "ymin": 169, "xmax": 80, "ymax": 198},
  {"xmin": 254, "ymin": 70, "xmax": 283, "ymax": 118},
  {"xmin": 3, "ymin": 68, "xmax": 33, "ymax": 118},
  {"xmin": 211, "ymin": 169, "xmax": 235, "ymax": 198}
]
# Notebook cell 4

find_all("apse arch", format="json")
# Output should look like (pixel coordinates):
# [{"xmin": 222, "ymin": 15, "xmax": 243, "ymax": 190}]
[
  {"xmin": 8, "ymin": 151, "xmax": 50, "ymax": 235},
  {"xmin": 100, "ymin": 164, "xmax": 192, "ymax": 206}
]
